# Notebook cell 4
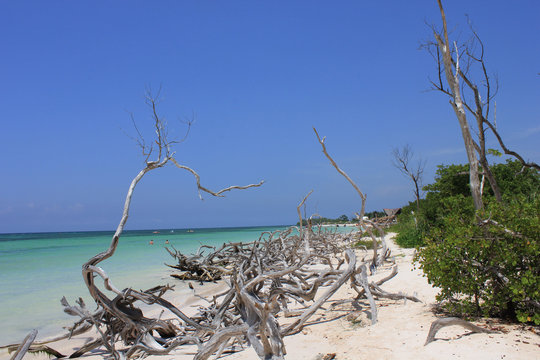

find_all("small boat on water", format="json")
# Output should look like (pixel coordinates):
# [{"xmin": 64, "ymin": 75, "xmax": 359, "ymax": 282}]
[
  {"xmin": 152, "ymin": 231, "xmax": 160, "ymax": 234},
  {"xmin": 187, "ymin": 229, "xmax": 194, "ymax": 233}
]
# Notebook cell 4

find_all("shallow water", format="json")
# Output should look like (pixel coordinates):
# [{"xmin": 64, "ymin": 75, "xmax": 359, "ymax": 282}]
[{"xmin": 0, "ymin": 226, "xmax": 288, "ymax": 344}]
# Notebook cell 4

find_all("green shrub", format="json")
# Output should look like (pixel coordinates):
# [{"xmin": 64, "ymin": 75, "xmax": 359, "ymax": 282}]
[
  {"xmin": 416, "ymin": 194, "xmax": 540, "ymax": 324},
  {"xmin": 395, "ymin": 224, "xmax": 424, "ymax": 248},
  {"xmin": 355, "ymin": 226, "xmax": 385, "ymax": 238},
  {"xmin": 389, "ymin": 160, "xmax": 539, "ymax": 323},
  {"xmin": 353, "ymin": 238, "xmax": 381, "ymax": 249},
  {"xmin": 390, "ymin": 210, "xmax": 426, "ymax": 248}
]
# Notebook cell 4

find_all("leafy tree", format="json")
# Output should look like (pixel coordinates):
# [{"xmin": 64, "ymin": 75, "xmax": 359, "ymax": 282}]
[
  {"xmin": 489, "ymin": 159, "xmax": 540, "ymax": 197},
  {"xmin": 423, "ymin": 164, "xmax": 471, "ymax": 198}
]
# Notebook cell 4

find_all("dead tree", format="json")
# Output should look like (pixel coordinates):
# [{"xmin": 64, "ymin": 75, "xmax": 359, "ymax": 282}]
[
  {"xmin": 392, "ymin": 145, "xmax": 425, "ymax": 212},
  {"xmin": 77, "ymin": 92, "xmax": 263, "ymax": 359},
  {"xmin": 313, "ymin": 127, "xmax": 389, "ymax": 269},
  {"xmin": 425, "ymin": 0, "xmax": 539, "ymax": 207},
  {"xmin": 426, "ymin": 0, "xmax": 485, "ymax": 209}
]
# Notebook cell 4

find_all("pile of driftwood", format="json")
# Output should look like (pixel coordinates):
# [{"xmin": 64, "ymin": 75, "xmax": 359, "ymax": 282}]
[
  {"xmin": 164, "ymin": 226, "xmax": 344, "ymax": 284},
  {"xmin": 6, "ymin": 223, "xmax": 421, "ymax": 360}
]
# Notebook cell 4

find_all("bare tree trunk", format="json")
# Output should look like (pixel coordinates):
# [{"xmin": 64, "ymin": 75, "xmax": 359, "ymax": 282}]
[
  {"xmin": 313, "ymin": 128, "xmax": 388, "ymax": 267},
  {"xmin": 435, "ymin": 0, "xmax": 483, "ymax": 210},
  {"xmin": 427, "ymin": 1, "xmax": 538, "ymax": 202},
  {"xmin": 414, "ymin": 180, "xmax": 421, "ymax": 212},
  {"xmin": 466, "ymin": 64, "xmax": 503, "ymax": 203},
  {"xmin": 479, "ymin": 156, "xmax": 502, "ymax": 202}
]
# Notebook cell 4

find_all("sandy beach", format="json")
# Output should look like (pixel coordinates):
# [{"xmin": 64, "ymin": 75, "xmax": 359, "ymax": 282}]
[{"xmin": 2, "ymin": 234, "xmax": 538, "ymax": 360}]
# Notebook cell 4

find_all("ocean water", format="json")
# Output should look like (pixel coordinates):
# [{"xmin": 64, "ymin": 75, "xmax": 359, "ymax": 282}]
[{"xmin": 0, "ymin": 226, "xmax": 287, "ymax": 344}]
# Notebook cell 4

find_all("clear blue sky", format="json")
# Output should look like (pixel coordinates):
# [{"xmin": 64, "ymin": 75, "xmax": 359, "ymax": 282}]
[{"xmin": 1, "ymin": 1, "xmax": 538, "ymax": 233}]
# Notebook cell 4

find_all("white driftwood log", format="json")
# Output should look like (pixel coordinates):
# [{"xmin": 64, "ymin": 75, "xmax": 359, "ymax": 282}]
[
  {"xmin": 9, "ymin": 330, "xmax": 37, "ymax": 360},
  {"xmin": 424, "ymin": 317, "xmax": 496, "ymax": 345}
]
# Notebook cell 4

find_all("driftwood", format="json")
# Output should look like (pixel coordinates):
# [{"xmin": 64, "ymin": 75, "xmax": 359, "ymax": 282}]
[
  {"xmin": 165, "ymin": 240, "xmax": 261, "ymax": 283},
  {"xmin": 5, "ymin": 329, "xmax": 67, "ymax": 359},
  {"xmin": 160, "ymin": 223, "xmax": 395, "ymax": 359},
  {"xmin": 313, "ymin": 128, "xmax": 389, "ymax": 269},
  {"xmin": 8, "ymin": 330, "xmax": 37, "ymax": 360},
  {"xmin": 2, "ymin": 323, "xmax": 92, "ymax": 358},
  {"xmin": 424, "ymin": 317, "xmax": 496, "ymax": 345}
]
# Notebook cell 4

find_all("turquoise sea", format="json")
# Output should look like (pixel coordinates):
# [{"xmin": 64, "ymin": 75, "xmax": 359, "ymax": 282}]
[{"xmin": 0, "ymin": 226, "xmax": 288, "ymax": 345}]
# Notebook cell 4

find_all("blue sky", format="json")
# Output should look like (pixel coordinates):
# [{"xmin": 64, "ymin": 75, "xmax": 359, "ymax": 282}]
[{"xmin": 1, "ymin": 1, "xmax": 539, "ymax": 233}]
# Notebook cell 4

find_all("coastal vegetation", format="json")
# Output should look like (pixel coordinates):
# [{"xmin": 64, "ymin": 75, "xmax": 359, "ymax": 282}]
[{"xmin": 393, "ymin": 159, "xmax": 540, "ymax": 324}]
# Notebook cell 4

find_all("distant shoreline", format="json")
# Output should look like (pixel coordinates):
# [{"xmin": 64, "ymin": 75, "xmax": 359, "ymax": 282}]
[{"xmin": 0, "ymin": 224, "xmax": 292, "ymax": 236}]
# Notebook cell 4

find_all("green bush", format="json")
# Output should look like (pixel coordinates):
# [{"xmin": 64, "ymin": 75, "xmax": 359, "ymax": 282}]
[
  {"xmin": 416, "ymin": 194, "xmax": 540, "ymax": 324},
  {"xmin": 390, "ymin": 160, "xmax": 540, "ymax": 324},
  {"xmin": 353, "ymin": 238, "xmax": 381, "ymax": 249},
  {"xmin": 355, "ymin": 226, "xmax": 385, "ymax": 238},
  {"xmin": 395, "ymin": 223, "xmax": 424, "ymax": 248},
  {"xmin": 390, "ymin": 211, "xmax": 426, "ymax": 248}
]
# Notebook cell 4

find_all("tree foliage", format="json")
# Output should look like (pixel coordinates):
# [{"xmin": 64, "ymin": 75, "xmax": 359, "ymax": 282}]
[{"xmin": 364, "ymin": 210, "xmax": 386, "ymax": 219}]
